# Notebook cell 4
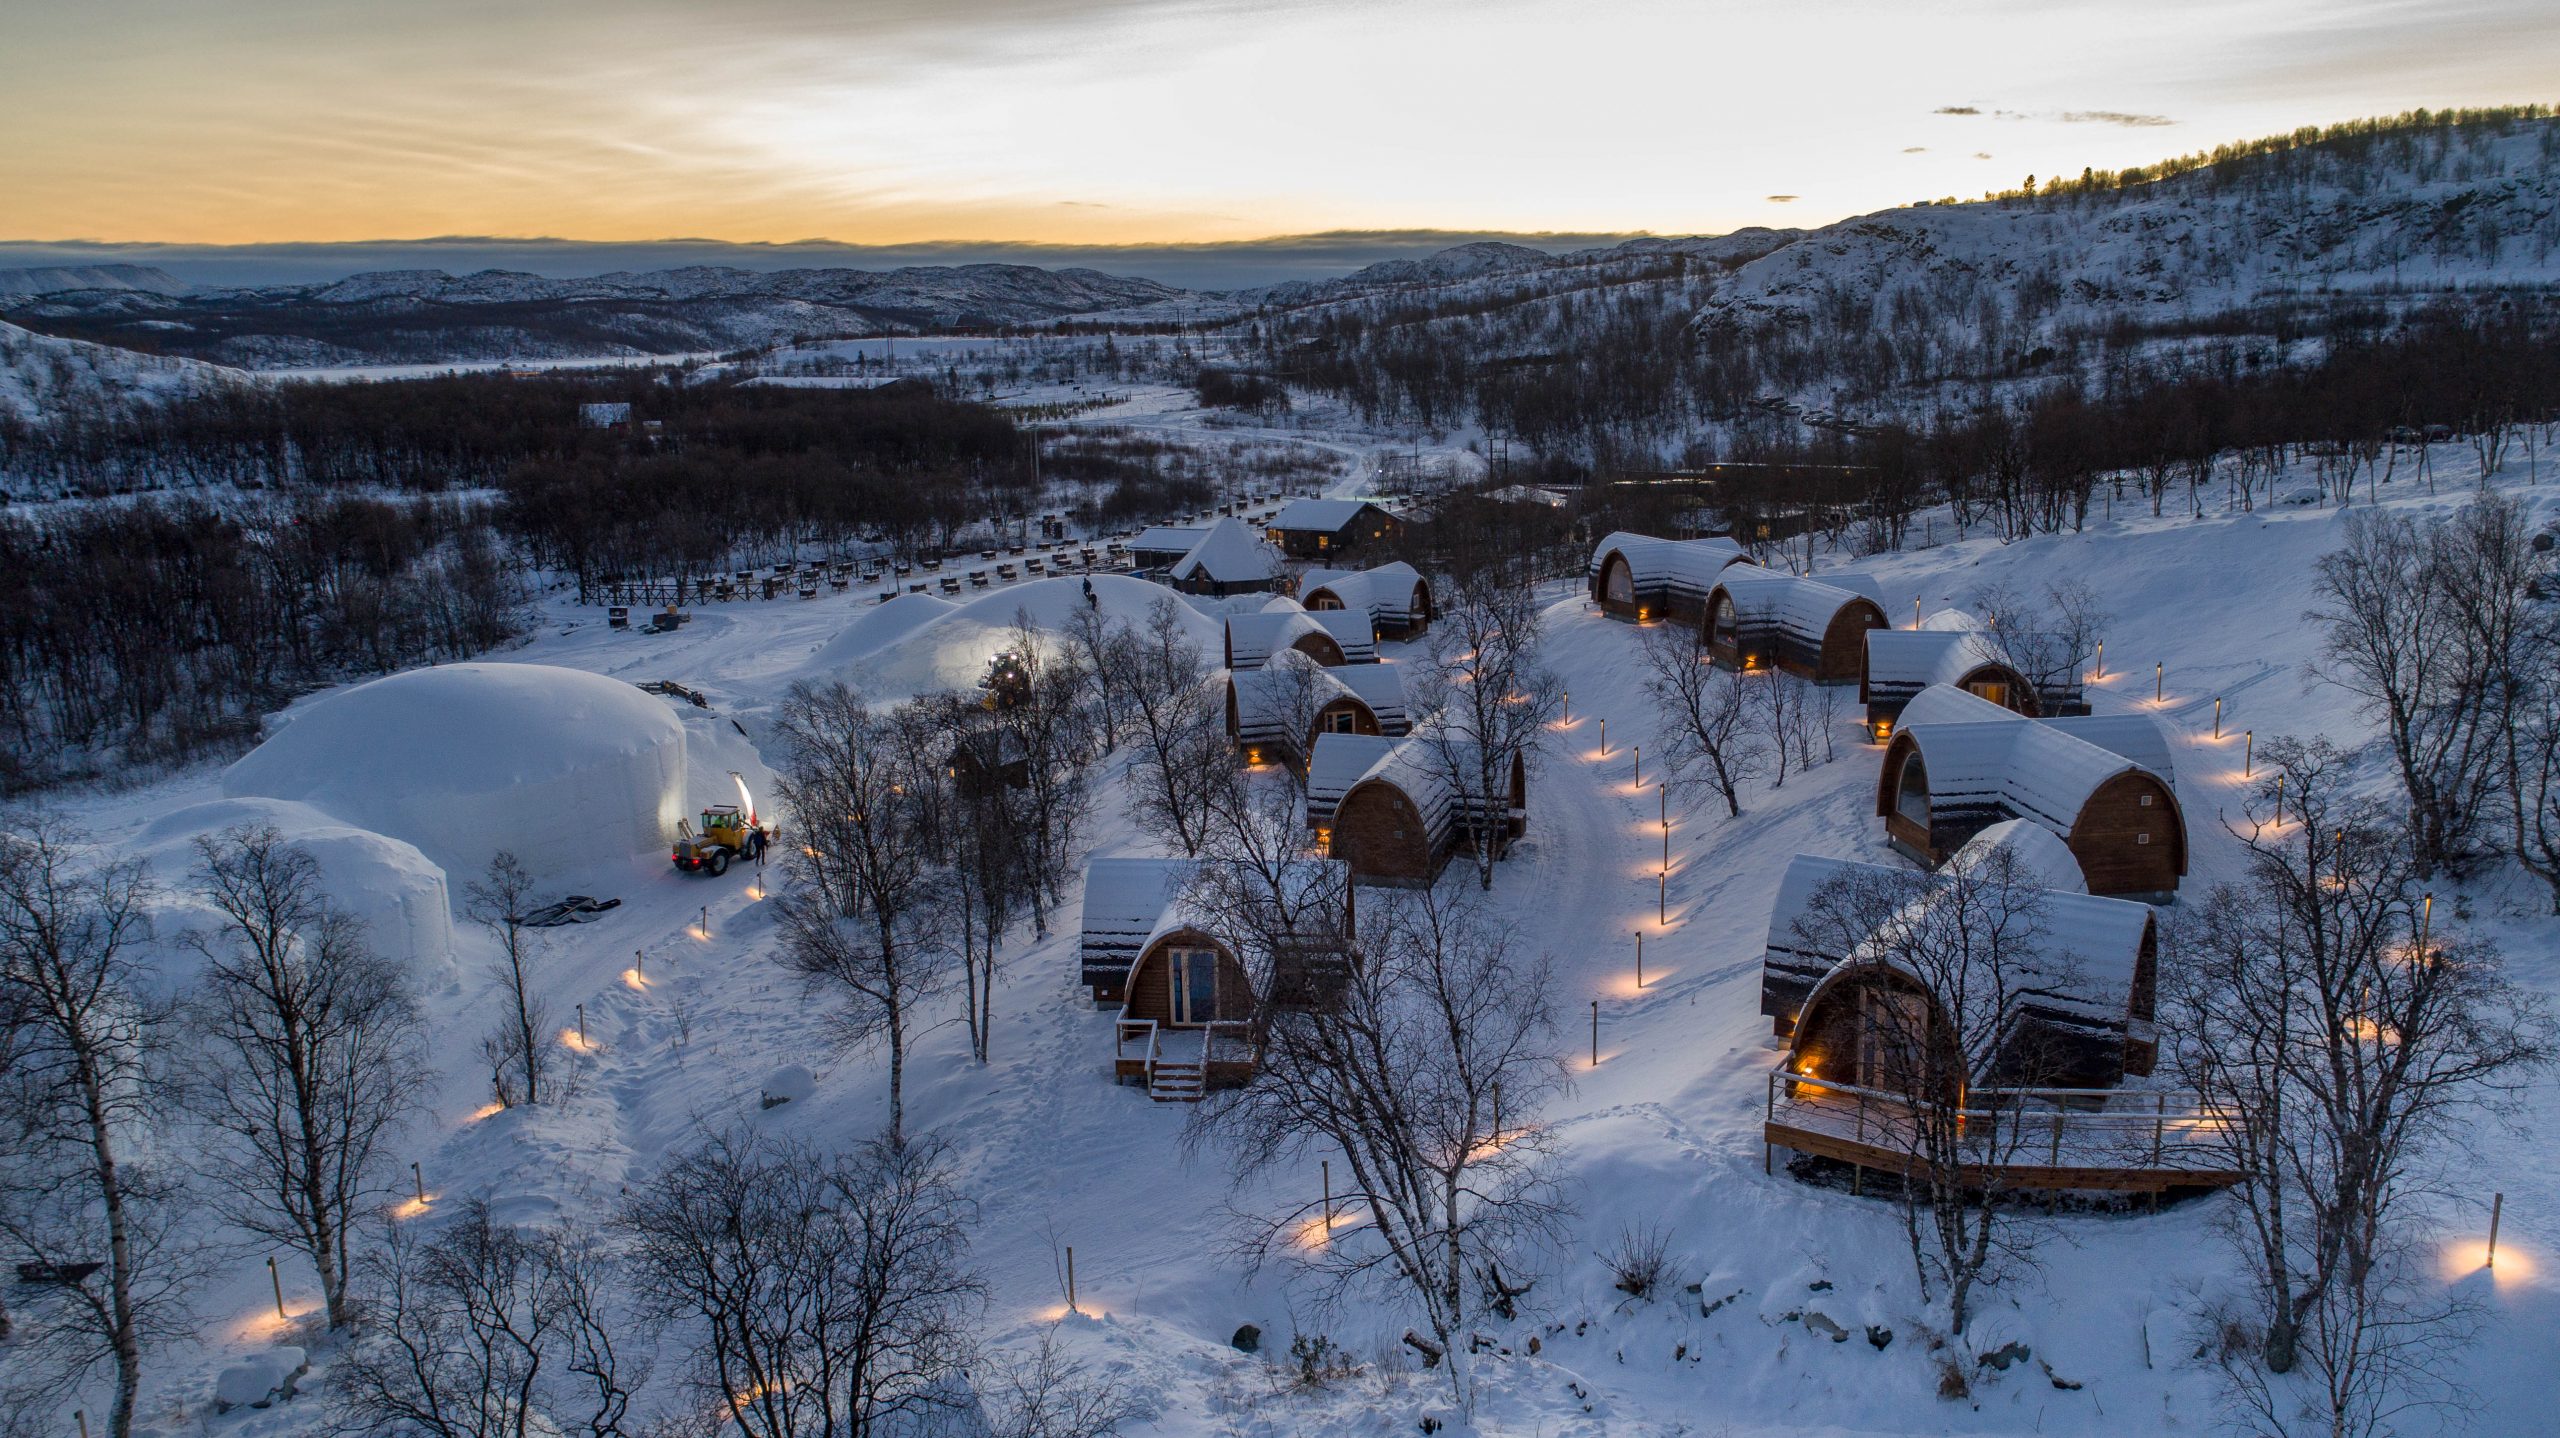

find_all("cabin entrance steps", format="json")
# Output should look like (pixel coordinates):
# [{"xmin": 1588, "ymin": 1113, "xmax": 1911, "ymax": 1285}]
[{"xmin": 1147, "ymin": 1027, "xmax": 1211, "ymax": 1102}]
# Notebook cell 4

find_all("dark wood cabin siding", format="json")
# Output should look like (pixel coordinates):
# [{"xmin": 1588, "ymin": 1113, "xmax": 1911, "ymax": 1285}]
[
  {"xmin": 1330, "ymin": 781, "xmax": 1442, "ymax": 885},
  {"xmin": 1820, "ymin": 603, "xmax": 1888, "ymax": 684},
  {"xmin": 2066, "ymin": 772, "xmax": 2186, "ymax": 899},
  {"xmin": 1123, "ymin": 932, "xmax": 1255, "ymax": 1026}
]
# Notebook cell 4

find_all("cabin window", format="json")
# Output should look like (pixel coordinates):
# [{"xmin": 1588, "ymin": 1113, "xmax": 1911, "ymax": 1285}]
[
  {"xmin": 1326, "ymin": 710, "xmax": 1359, "ymax": 734},
  {"xmin": 1168, "ymin": 948, "xmax": 1219, "ymax": 1026},
  {"xmin": 2137, "ymin": 833, "xmax": 2151, "ymax": 845},
  {"xmin": 1605, "ymin": 561, "xmax": 1634, "ymax": 605},
  {"xmin": 1710, "ymin": 596, "xmax": 1738, "ymax": 648},
  {"xmin": 1895, "ymin": 753, "xmax": 1931, "ymax": 826},
  {"xmin": 2139, "ymin": 794, "xmax": 2153, "ymax": 807},
  {"xmin": 1857, "ymin": 986, "xmax": 1932, "ymax": 1092},
  {"xmin": 1965, "ymin": 679, "xmax": 2010, "ymax": 708}
]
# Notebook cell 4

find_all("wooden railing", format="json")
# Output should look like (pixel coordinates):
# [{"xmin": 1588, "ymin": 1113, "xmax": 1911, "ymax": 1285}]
[{"xmin": 1763, "ymin": 1064, "xmax": 2246, "ymax": 1189}]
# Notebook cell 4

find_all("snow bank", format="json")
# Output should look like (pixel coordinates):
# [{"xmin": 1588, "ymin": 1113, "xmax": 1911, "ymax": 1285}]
[
  {"xmin": 222, "ymin": 663, "xmax": 686, "ymax": 878},
  {"xmin": 799, "ymin": 575, "xmax": 1219, "ymax": 701},
  {"xmin": 138, "ymin": 797, "xmax": 460, "ymax": 989}
]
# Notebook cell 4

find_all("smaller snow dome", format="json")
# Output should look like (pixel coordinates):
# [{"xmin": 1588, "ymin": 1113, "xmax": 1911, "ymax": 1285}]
[
  {"xmin": 760, "ymin": 1063, "xmax": 818, "ymax": 1110},
  {"xmin": 223, "ymin": 663, "xmax": 686, "ymax": 879},
  {"xmin": 139, "ymin": 797, "xmax": 459, "ymax": 989},
  {"xmin": 800, "ymin": 574, "xmax": 1220, "ymax": 702}
]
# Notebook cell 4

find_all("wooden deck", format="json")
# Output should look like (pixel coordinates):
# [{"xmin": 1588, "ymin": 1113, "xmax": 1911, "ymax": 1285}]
[{"xmin": 1763, "ymin": 1067, "xmax": 2247, "ymax": 1194}]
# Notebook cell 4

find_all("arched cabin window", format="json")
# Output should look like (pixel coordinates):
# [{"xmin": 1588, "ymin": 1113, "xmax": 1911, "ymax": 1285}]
[
  {"xmin": 1965, "ymin": 677, "xmax": 2010, "ymax": 708},
  {"xmin": 1167, "ymin": 947, "xmax": 1219, "ymax": 1026},
  {"xmin": 1895, "ymin": 751, "xmax": 1931, "ymax": 826},
  {"xmin": 1709, "ymin": 593, "xmax": 1739, "ymax": 649},
  {"xmin": 1604, "ymin": 557, "xmax": 1634, "ymax": 606}
]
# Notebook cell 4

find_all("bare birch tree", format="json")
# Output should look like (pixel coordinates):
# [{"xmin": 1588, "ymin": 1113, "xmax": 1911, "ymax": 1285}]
[
  {"xmin": 0, "ymin": 828, "xmax": 199, "ymax": 1438},
  {"xmin": 1187, "ymin": 885, "xmax": 1568, "ymax": 1413},
  {"xmin": 1410, "ymin": 571, "xmax": 1558, "ymax": 890},
  {"xmin": 177, "ymin": 822, "xmax": 422, "ymax": 1330},
  {"xmin": 1119, "ymin": 598, "xmax": 1227, "ymax": 857},
  {"xmin": 2167, "ymin": 738, "xmax": 2552, "ymax": 1430},
  {"xmin": 772, "ymin": 682, "xmax": 949, "ymax": 1144},
  {"xmin": 334, "ymin": 1201, "xmax": 640, "ymax": 1438},
  {"xmin": 1638, "ymin": 621, "xmax": 1764, "ymax": 817},
  {"xmin": 620, "ymin": 1130, "xmax": 983, "ymax": 1438},
  {"xmin": 1789, "ymin": 846, "xmax": 2060, "ymax": 1335},
  {"xmin": 466, "ymin": 852, "xmax": 549, "ymax": 1109}
]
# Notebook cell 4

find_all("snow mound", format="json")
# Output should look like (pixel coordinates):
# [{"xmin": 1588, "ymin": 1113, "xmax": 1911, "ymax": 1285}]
[
  {"xmin": 138, "ymin": 797, "xmax": 459, "ymax": 988},
  {"xmin": 222, "ymin": 663, "xmax": 685, "ymax": 878},
  {"xmin": 800, "ymin": 575, "xmax": 1218, "ymax": 701}
]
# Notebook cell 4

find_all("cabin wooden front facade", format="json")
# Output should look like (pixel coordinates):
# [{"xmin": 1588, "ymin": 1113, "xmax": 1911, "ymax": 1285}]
[{"xmin": 1328, "ymin": 741, "xmax": 1528, "ymax": 886}]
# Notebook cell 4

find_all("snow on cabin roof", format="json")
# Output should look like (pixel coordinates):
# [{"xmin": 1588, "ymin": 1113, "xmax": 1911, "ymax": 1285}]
[
  {"xmin": 1307, "ymin": 732, "xmax": 1400, "ymax": 824},
  {"xmin": 1710, "ymin": 571, "xmax": 1881, "ymax": 641},
  {"xmin": 1269, "ymin": 497, "xmax": 1384, "ymax": 532},
  {"xmin": 1920, "ymin": 607, "xmax": 1985, "ymax": 632},
  {"xmin": 1080, "ymin": 858, "xmax": 1196, "ymax": 985},
  {"xmin": 1299, "ymin": 562, "xmax": 1425, "ymax": 624},
  {"xmin": 2044, "ymin": 715, "xmax": 2177, "ymax": 787},
  {"xmin": 1225, "ymin": 608, "xmax": 1375, "ymax": 669},
  {"xmin": 1145, "ymin": 858, "xmax": 1352, "ymax": 955},
  {"xmin": 1952, "ymin": 818, "xmax": 2088, "ymax": 894},
  {"xmin": 1228, "ymin": 659, "xmax": 1364, "ymax": 747},
  {"xmin": 1862, "ymin": 628, "xmax": 2013, "ymax": 695},
  {"xmin": 1589, "ymin": 532, "xmax": 1753, "ymax": 593},
  {"xmin": 1894, "ymin": 684, "xmax": 2176, "ymax": 787},
  {"xmin": 1897, "ymin": 717, "xmax": 2141, "ymax": 840},
  {"xmin": 1170, "ymin": 517, "xmax": 1284, "ymax": 584},
  {"xmin": 1130, "ymin": 525, "xmax": 1209, "ymax": 555},
  {"xmin": 1330, "ymin": 661, "xmax": 1410, "ymax": 732}
]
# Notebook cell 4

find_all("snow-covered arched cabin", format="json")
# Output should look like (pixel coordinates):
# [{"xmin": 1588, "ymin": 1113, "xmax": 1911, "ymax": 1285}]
[
  {"xmin": 1588, "ymin": 532, "xmax": 1755, "ymax": 622},
  {"xmin": 1223, "ymin": 603, "xmax": 1378, "ymax": 670},
  {"xmin": 1324, "ymin": 728, "xmax": 1528, "ymax": 885},
  {"xmin": 1224, "ymin": 656, "xmax": 1410, "ymax": 768},
  {"xmin": 1878, "ymin": 684, "xmax": 2185, "ymax": 900},
  {"xmin": 1759, "ymin": 835, "xmax": 2160, "ymax": 1093},
  {"xmin": 1078, "ymin": 857, "xmax": 1356, "ymax": 1100},
  {"xmin": 1299, "ymin": 562, "xmax": 1434, "ymax": 640},
  {"xmin": 1703, "ymin": 572, "xmax": 1890, "ymax": 683}
]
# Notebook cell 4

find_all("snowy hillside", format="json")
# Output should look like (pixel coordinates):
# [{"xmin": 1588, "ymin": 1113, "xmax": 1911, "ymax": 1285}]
[
  {"xmin": 0, "ymin": 318, "xmax": 248, "ymax": 427},
  {"xmin": 0, "ymin": 262, "xmax": 190, "ymax": 298}
]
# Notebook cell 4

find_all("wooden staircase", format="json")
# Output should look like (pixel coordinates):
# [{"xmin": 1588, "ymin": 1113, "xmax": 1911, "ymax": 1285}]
[{"xmin": 1148, "ymin": 1059, "xmax": 1207, "ymax": 1102}]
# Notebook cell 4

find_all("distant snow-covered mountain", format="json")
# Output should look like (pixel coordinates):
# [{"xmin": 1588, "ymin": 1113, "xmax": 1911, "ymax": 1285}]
[
  {"xmin": 3, "ymin": 263, "xmax": 1192, "ymax": 369},
  {"xmin": 0, "ymin": 319, "xmax": 248, "ymax": 428},
  {"xmin": 0, "ymin": 263, "xmax": 191, "ymax": 298}
]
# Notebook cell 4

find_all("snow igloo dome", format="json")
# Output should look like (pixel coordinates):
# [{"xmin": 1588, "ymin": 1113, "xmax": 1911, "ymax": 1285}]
[{"xmin": 223, "ymin": 663, "xmax": 687, "ymax": 878}]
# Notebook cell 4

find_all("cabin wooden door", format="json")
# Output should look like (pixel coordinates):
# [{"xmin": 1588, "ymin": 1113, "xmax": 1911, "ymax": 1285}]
[
  {"xmin": 1168, "ymin": 948, "xmax": 1218, "ymax": 1026},
  {"xmin": 1856, "ymin": 986, "xmax": 1931, "ymax": 1094}
]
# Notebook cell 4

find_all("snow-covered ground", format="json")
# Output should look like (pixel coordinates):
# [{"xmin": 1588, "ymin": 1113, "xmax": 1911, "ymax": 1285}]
[{"xmin": 28, "ymin": 453, "xmax": 2560, "ymax": 1438}]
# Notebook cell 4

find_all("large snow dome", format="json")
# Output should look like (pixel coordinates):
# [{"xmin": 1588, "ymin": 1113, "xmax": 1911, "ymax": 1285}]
[
  {"xmin": 223, "ymin": 663, "xmax": 686, "ymax": 878},
  {"xmin": 138, "ymin": 797, "xmax": 460, "ymax": 990}
]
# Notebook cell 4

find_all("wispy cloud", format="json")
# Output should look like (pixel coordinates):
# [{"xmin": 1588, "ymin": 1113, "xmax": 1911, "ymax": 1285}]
[
  {"xmin": 2060, "ymin": 109, "xmax": 2174, "ymax": 127},
  {"xmin": 1933, "ymin": 105, "xmax": 1981, "ymax": 116},
  {"xmin": 1765, "ymin": 194, "xmax": 1800, "ymax": 203},
  {"xmin": 1901, "ymin": 145, "xmax": 1928, "ymax": 153}
]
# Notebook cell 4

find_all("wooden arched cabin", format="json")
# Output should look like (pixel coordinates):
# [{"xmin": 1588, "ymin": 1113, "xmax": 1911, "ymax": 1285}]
[
  {"xmin": 1877, "ymin": 686, "xmax": 2186, "ymax": 901},
  {"xmin": 1299, "ymin": 562, "xmax": 1434, "ymax": 640},
  {"xmin": 1080, "ymin": 857, "xmax": 1357, "ymax": 1100},
  {"xmin": 1224, "ymin": 658, "xmax": 1409, "ymax": 768},
  {"xmin": 1588, "ymin": 532, "xmax": 1755, "ymax": 623},
  {"xmin": 1860, "ymin": 626, "xmax": 2039, "ymax": 729},
  {"xmin": 1327, "ymin": 733, "xmax": 1528, "ymax": 886},
  {"xmin": 1761, "ymin": 848, "xmax": 2160, "ymax": 1093},
  {"xmin": 1224, "ymin": 605, "xmax": 1377, "ymax": 671},
  {"xmin": 1703, "ymin": 573, "xmax": 1889, "ymax": 683}
]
